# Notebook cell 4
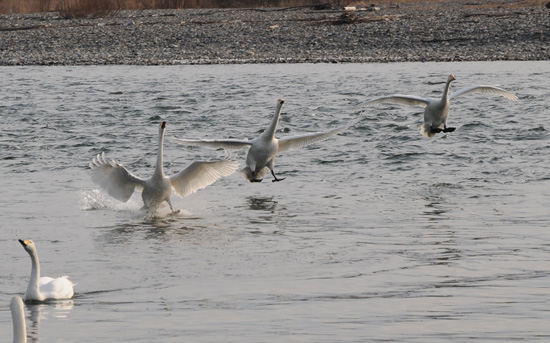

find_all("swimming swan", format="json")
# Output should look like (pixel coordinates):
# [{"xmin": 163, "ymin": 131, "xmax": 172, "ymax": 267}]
[
  {"xmin": 90, "ymin": 121, "xmax": 238, "ymax": 213},
  {"xmin": 19, "ymin": 239, "xmax": 75, "ymax": 302},
  {"xmin": 360, "ymin": 74, "xmax": 518, "ymax": 138},
  {"xmin": 174, "ymin": 99, "xmax": 350, "ymax": 182},
  {"xmin": 11, "ymin": 296, "xmax": 27, "ymax": 343}
]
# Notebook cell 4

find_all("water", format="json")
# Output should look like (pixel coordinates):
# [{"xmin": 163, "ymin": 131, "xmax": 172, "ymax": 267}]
[{"xmin": 0, "ymin": 62, "xmax": 549, "ymax": 342}]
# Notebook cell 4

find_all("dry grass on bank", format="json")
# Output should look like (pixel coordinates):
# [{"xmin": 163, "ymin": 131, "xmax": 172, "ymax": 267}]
[
  {"xmin": 0, "ymin": 0, "xmax": 545, "ymax": 16},
  {"xmin": 0, "ymin": 0, "xmax": 344, "ymax": 16}
]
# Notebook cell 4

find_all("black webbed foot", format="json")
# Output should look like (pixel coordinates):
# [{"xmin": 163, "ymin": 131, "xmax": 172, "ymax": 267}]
[
  {"xmin": 270, "ymin": 169, "xmax": 285, "ymax": 182},
  {"xmin": 251, "ymin": 178, "xmax": 263, "ymax": 183},
  {"xmin": 443, "ymin": 127, "xmax": 456, "ymax": 133},
  {"xmin": 430, "ymin": 128, "xmax": 443, "ymax": 134}
]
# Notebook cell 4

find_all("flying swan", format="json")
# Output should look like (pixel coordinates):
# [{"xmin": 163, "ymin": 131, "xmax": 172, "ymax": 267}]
[
  {"xmin": 174, "ymin": 99, "xmax": 351, "ymax": 182},
  {"xmin": 19, "ymin": 239, "xmax": 75, "ymax": 302},
  {"xmin": 360, "ymin": 74, "xmax": 518, "ymax": 138},
  {"xmin": 11, "ymin": 296, "xmax": 27, "ymax": 343},
  {"xmin": 90, "ymin": 121, "xmax": 238, "ymax": 213}
]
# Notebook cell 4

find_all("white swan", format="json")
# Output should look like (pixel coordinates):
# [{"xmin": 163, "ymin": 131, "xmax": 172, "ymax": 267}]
[
  {"xmin": 11, "ymin": 296, "xmax": 27, "ymax": 343},
  {"xmin": 90, "ymin": 121, "xmax": 238, "ymax": 213},
  {"xmin": 360, "ymin": 74, "xmax": 519, "ymax": 138},
  {"xmin": 19, "ymin": 239, "xmax": 75, "ymax": 302},
  {"xmin": 174, "ymin": 99, "xmax": 351, "ymax": 182}
]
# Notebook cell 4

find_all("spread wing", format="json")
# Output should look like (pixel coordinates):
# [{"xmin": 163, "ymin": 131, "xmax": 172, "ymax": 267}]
[
  {"xmin": 169, "ymin": 160, "xmax": 239, "ymax": 198},
  {"xmin": 89, "ymin": 152, "xmax": 145, "ymax": 202},
  {"xmin": 173, "ymin": 138, "xmax": 253, "ymax": 150},
  {"xmin": 359, "ymin": 95, "xmax": 431, "ymax": 108},
  {"xmin": 450, "ymin": 85, "xmax": 519, "ymax": 101},
  {"xmin": 277, "ymin": 123, "xmax": 350, "ymax": 154}
]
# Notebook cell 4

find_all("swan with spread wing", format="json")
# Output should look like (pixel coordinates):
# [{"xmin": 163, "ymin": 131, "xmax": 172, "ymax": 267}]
[
  {"xmin": 174, "ymin": 99, "xmax": 351, "ymax": 182},
  {"xmin": 360, "ymin": 74, "xmax": 518, "ymax": 138},
  {"xmin": 90, "ymin": 121, "xmax": 238, "ymax": 213}
]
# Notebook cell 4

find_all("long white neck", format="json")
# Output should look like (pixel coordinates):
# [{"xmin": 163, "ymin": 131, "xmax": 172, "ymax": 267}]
[
  {"xmin": 25, "ymin": 249, "xmax": 41, "ymax": 301},
  {"xmin": 261, "ymin": 100, "xmax": 284, "ymax": 140},
  {"xmin": 441, "ymin": 77, "xmax": 453, "ymax": 105},
  {"xmin": 153, "ymin": 123, "xmax": 166, "ymax": 178},
  {"xmin": 11, "ymin": 297, "xmax": 27, "ymax": 343}
]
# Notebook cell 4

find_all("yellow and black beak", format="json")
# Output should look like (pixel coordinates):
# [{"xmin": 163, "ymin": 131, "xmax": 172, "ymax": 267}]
[{"xmin": 18, "ymin": 239, "xmax": 29, "ymax": 247}]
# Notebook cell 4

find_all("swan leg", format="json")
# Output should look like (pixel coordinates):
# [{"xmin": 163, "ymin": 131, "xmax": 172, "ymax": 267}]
[
  {"xmin": 166, "ymin": 199, "xmax": 180, "ymax": 215},
  {"xmin": 249, "ymin": 170, "xmax": 263, "ymax": 182},
  {"xmin": 266, "ymin": 161, "xmax": 285, "ymax": 182},
  {"xmin": 270, "ymin": 169, "xmax": 285, "ymax": 183}
]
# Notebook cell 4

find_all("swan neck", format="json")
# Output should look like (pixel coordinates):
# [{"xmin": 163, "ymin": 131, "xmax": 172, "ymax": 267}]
[
  {"xmin": 441, "ymin": 78, "xmax": 453, "ymax": 103},
  {"xmin": 26, "ymin": 251, "xmax": 41, "ymax": 300},
  {"xmin": 263, "ymin": 103, "xmax": 282, "ymax": 139},
  {"xmin": 11, "ymin": 298, "xmax": 27, "ymax": 343},
  {"xmin": 154, "ymin": 126, "xmax": 166, "ymax": 177}
]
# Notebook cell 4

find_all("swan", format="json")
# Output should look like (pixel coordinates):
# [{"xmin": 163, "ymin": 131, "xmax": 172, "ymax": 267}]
[
  {"xmin": 174, "ymin": 99, "xmax": 351, "ymax": 182},
  {"xmin": 11, "ymin": 296, "xmax": 27, "ymax": 343},
  {"xmin": 19, "ymin": 239, "xmax": 75, "ymax": 302},
  {"xmin": 360, "ymin": 74, "xmax": 518, "ymax": 138},
  {"xmin": 90, "ymin": 121, "xmax": 239, "ymax": 213}
]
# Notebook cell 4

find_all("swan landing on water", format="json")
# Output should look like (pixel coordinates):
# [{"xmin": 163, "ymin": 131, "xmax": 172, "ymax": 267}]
[
  {"xmin": 174, "ymin": 99, "xmax": 351, "ymax": 183},
  {"xmin": 359, "ymin": 74, "xmax": 519, "ymax": 138},
  {"xmin": 19, "ymin": 239, "xmax": 75, "ymax": 302},
  {"xmin": 89, "ymin": 121, "xmax": 239, "ymax": 214}
]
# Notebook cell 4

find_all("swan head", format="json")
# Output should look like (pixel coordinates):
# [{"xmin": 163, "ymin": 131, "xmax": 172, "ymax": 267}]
[
  {"xmin": 161, "ymin": 121, "xmax": 166, "ymax": 129},
  {"xmin": 18, "ymin": 239, "xmax": 36, "ymax": 255},
  {"xmin": 448, "ymin": 74, "xmax": 456, "ymax": 82},
  {"xmin": 278, "ymin": 98, "xmax": 284, "ymax": 105}
]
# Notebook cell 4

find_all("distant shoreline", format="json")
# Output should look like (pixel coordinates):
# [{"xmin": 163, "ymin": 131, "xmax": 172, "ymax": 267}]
[{"xmin": 0, "ymin": 1, "xmax": 548, "ymax": 65}]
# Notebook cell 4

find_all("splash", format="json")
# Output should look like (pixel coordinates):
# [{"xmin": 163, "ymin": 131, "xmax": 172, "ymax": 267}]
[{"xmin": 79, "ymin": 188, "xmax": 141, "ymax": 212}]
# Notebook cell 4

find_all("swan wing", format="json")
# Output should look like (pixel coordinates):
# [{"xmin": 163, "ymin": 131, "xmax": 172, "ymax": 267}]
[
  {"xmin": 173, "ymin": 138, "xmax": 253, "ymax": 150},
  {"xmin": 360, "ymin": 95, "xmax": 430, "ymax": 108},
  {"xmin": 89, "ymin": 152, "xmax": 146, "ymax": 202},
  {"xmin": 39, "ymin": 276, "xmax": 74, "ymax": 299},
  {"xmin": 450, "ymin": 85, "xmax": 519, "ymax": 101},
  {"xmin": 170, "ymin": 160, "xmax": 239, "ymax": 198},
  {"xmin": 277, "ymin": 124, "xmax": 350, "ymax": 154}
]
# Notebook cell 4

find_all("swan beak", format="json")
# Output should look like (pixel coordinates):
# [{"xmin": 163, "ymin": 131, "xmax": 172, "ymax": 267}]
[
  {"xmin": 161, "ymin": 122, "xmax": 166, "ymax": 129},
  {"xmin": 18, "ymin": 239, "xmax": 29, "ymax": 247}
]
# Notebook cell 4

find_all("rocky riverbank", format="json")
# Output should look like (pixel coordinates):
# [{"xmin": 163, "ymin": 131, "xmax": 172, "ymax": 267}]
[{"xmin": 0, "ymin": 1, "xmax": 548, "ymax": 65}]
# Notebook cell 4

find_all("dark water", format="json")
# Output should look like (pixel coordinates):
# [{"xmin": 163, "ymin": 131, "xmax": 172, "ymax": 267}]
[{"xmin": 1, "ymin": 62, "xmax": 549, "ymax": 342}]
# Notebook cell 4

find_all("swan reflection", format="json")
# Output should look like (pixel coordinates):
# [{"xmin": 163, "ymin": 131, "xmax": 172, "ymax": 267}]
[{"xmin": 25, "ymin": 300, "xmax": 74, "ymax": 343}]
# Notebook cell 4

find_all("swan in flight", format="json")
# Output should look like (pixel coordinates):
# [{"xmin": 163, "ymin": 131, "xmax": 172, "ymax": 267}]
[
  {"xmin": 360, "ymin": 74, "xmax": 518, "ymax": 138},
  {"xmin": 174, "ymin": 99, "xmax": 351, "ymax": 182},
  {"xmin": 90, "ymin": 121, "xmax": 238, "ymax": 213},
  {"xmin": 19, "ymin": 239, "xmax": 75, "ymax": 302},
  {"xmin": 11, "ymin": 296, "xmax": 27, "ymax": 343}
]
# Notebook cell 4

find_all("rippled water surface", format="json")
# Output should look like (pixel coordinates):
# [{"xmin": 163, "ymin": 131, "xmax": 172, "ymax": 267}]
[{"xmin": 1, "ymin": 62, "xmax": 549, "ymax": 342}]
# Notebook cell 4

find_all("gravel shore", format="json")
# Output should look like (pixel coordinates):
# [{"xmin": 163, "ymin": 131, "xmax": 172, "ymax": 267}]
[{"xmin": 0, "ymin": 1, "xmax": 548, "ymax": 65}]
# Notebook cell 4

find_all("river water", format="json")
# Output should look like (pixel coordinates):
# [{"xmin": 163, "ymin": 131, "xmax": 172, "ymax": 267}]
[{"xmin": 0, "ymin": 62, "xmax": 549, "ymax": 342}]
